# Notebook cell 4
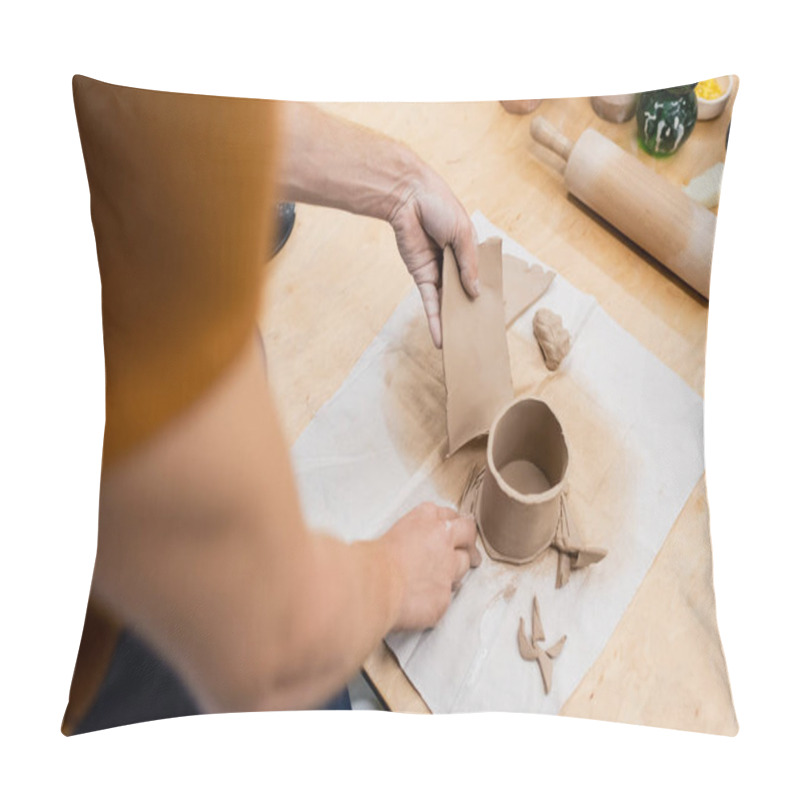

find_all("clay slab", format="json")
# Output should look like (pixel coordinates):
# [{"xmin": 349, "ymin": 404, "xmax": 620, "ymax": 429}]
[{"xmin": 442, "ymin": 238, "xmax": 513, "ymax": 455}]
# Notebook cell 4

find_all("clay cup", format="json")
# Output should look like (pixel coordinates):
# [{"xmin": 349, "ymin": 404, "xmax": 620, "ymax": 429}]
[{"xmin": 477, "ymin": 397, "xmax": 569, "ymax": 563}]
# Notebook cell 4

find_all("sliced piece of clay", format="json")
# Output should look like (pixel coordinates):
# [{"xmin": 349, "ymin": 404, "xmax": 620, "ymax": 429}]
[
  {"xmin": 477, "ymin": 397, "xmax": 569, "ymax": 563},
  {"xmin": 572, "ymin": 547, "xmax": 608, "ymax": 569},
  {"xmin": 532, "ymin": 595, "xmax": 546, "ymax": 642},
  {"xmin": 458, "ymin": 464, "xmax": 484, "ymax": 518},
  {"xmin": 546, "ymin": 635, "xmax": 567, "ymax": 659},
  {"xmin": 502, "ymin": 254, "xmax": 554, "ymax": 327},
  {"xmin": 551, "ymin": 493, "xmax": 607, "ymax": 587},
  {"xmin": 517, "ymin": 618, "xmax": 537, "ymax": 661},
  {"xmin": 517, "ymin": 594, "xmax": 566, "ymax": 694},
  {"xmin": 556, "ymin": 551, "xmax": 572, "ymax": 589},
  {"xmin": 442, "ymin": 239, "xmax": 513, "ymax": 455},
  {"xmin": 533, "ymin": 308, "xmax": 571, "ymax": 371},
  {"xmin": 535, "ymin": 635, "xmax": 568, "ymax": 694},
  {"xmin": 536, "ymin": 647, "xmax": 554, "ymax": 694},
  {"xmin": 553, "ymin": 493, "xmax": 576, "ymax": 551}
]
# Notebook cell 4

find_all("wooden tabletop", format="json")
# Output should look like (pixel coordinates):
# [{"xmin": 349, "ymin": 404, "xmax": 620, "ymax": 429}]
[{"xmin": 260, "ymin": 85, "xmax": 738, "ymax": 733}]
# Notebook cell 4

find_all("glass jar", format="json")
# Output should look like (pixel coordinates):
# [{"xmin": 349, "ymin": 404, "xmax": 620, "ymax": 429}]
[{"xmin": 636, "ymin": 85, "xmax": 698, "ymax": 157}]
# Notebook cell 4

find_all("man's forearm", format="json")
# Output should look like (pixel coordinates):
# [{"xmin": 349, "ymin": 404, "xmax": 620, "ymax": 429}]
[
  {"xmin": 277, "ymin": 102, "xmax": 423, "ymax": 222},
  {"xmin": 92, "ymin": 341, "xmax": 403, "ymax": 713},
  {"xmin": 259, "ymin": 533, "xmax": 402, "ymax": 710}
]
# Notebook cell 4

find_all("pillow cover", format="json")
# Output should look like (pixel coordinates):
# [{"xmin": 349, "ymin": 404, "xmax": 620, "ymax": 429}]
[
  {"xmin": 63, "ymin": 76, "xmax": 277, "ymax": 734},
  {"xmin": 65, "ymin": 77, "xmax": 737, "ymax": 735}
]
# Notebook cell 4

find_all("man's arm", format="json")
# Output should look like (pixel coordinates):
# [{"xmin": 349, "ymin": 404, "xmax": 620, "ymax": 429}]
[
  {"xmin": 93, "ymin": 339, "xmax": 479, "ymax": 712},
  {"xmin": 276, "ymin": 102, "xmax": 480, "ymax": 348}
]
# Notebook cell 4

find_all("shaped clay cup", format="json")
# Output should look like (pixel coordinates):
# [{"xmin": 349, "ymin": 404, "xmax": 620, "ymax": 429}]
[{"xmin": 477, "ymin": 397, "xmax": 569, "ymax": 564}]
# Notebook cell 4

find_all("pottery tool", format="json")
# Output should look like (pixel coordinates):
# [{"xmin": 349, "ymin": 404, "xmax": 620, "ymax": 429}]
[{"xmin": 529, "ymin": 118, "xmax": 716, "ymax": 298}]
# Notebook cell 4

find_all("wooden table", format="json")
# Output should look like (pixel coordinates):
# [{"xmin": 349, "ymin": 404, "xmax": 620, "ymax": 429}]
[{"xmin": 260, "ymin": 86, "xmax": 738, "ymax": 734}]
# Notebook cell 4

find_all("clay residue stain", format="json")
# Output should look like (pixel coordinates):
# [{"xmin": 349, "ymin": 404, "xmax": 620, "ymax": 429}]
[
  {"xmin": 380, "ymin": 309, "xmax": 448, "ymax": 471},
  {"xmin": 502, "ymin": 581, "xmax": 518, "ymax": 602},
  {"xmin": 536, "ymin": 372, "xmax": 637, "ymax": 558}
]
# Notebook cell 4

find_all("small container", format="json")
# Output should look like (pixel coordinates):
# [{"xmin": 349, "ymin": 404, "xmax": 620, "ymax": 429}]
[
  {"xmin": 477, "ymin": 397, "xmax": 569, "ymax": 564},
  {"xmin": 695, "ymin": 76, "xmax": 734, "ymax": 121},
  {"xmin": 590, "ymin": 93, "xmax": 638, "ymax": 123},
  {"xmin": 637, "ymin": 85, "xmax": 698, "ymax": 157},
  {"xmin": 500, "ymin": 100, "xmax": 543, "ymax": 115}
]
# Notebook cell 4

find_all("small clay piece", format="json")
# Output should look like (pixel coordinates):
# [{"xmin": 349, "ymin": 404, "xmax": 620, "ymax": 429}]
[
  {"xmin": 502, "ymin": 254, "xmax": 555, "ymax": 327},
  {"xmin": 517, "ymin": 618, "xmax": 537, "ymax": 661},
  {"xmin": 458, "ymin": 464, "xmax": 485, "ymax": 518},
  {"xmin": 531, "ymin": 595, "xmax": 546, "ymax": 642},
  {"xmin": 533, "ymin": 308, "xmax": 570, "ymax": 371},
  {"xmin": 442, "ymin": 239, "xmax": 513, "ymax": 455},
  {"xmin": 517, "ymin": 595, "xmax": 567, "ymax": 694},
  {"xmin": 556, "ymin": 551, "xmax": 572, "ymax": 590},
  {"xmin": 500, "ymin": 100, "xmax": 542, "ymax": 115},
  {"xmin": 477, "ymin": 397, "xmax": 569, "ymax": 564},
  {"xmin": 590, "ymin": 94, "xmax": 638, "ymax": 123},
  {"xmin": 551, "ymin": 493, "xmax": 607, "ymax": 588}
]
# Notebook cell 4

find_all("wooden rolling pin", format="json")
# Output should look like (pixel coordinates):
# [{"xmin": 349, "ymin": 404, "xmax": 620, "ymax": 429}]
[{"xmin": 530, "ymin": 117, "xmax": 716, "ymax": 298}]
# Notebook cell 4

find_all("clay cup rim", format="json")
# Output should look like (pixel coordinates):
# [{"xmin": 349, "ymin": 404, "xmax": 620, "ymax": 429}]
[{"xmin": 486, "ymin": 396, "xmax": 569, "ymax": 505}]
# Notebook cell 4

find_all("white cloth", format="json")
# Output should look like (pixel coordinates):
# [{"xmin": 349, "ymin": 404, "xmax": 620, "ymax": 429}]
[{"xmin": 291, "ymin": 213, "xmax": 705, "ymax": 714}]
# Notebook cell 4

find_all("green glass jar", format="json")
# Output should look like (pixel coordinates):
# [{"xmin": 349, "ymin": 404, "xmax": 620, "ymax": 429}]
[{"xmin": 637, "ymin": 85, "xmax": 698, "ymax": 157}]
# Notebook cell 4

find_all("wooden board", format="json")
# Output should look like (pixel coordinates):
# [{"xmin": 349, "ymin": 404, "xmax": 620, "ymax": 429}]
[{"xmin": 259, "ymin": 85, "xmax": 738, "ymax": 732}]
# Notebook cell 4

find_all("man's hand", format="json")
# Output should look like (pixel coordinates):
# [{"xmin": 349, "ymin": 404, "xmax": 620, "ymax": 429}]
[
  {"xmin": 380, "ymin": 502, "xmax": 481, "ymax": 631},
  {"xmin": 389, "ymin": 169, "xmax": 480, "ymax": 349},
  {"xmin": 277, "ymin": 103, "xmax": 479, "ymax": 349}
]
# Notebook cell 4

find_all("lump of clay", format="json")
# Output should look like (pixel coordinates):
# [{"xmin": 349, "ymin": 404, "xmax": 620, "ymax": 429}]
[{"xmin": 533, "ymin": 308, "xmax": 570, "ymax": 371}]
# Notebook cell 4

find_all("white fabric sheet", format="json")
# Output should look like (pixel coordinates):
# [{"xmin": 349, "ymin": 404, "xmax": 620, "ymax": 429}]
[{"xmin": 291, "ymin": 213, "xmax": 705, "ymax": 714}]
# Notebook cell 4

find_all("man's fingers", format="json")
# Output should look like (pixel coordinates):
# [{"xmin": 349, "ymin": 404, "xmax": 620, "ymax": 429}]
[
  {"xmin": 452, "ymin": 219, "xmax": 480, "ymax": 298},
  {"xmin": 416, "ymin": 281, "xmax": 442, "ymax": 348},
  {"xmin": 448, "ymin": 514, "xmax": 482, "ymax": 568},
  {"xmin": 436, "ymin": 505, "xmax": 460, "ymax": 522},
  {"xmin": 452, "ymin": 548, "xmax": 471, "ymax": 587},
  {"xmin": 463, "ymin": 539, "xmax": 482, "ymax": 568},
  {"xmin": 448, "ymin": 514, "xmax": 477, "ymax": 548}
]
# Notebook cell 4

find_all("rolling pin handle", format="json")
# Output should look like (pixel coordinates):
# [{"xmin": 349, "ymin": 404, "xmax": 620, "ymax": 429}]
[{"xmin": 529, "ymin": 117, "xmax": 574, "ymax": 161}]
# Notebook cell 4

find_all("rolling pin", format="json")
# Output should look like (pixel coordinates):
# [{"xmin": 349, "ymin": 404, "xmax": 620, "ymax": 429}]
[{"xmin": 530, "ymin": 117, "xmax": 716, "ymax": 298}]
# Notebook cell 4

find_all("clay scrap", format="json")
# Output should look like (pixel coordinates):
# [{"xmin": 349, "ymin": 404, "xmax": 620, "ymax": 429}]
[
  {"xmin": 442, "ymin": 238, "xmax": 513, "ymax": 455},
  {"xmin": 552, "ymin": 492, "xmax": 607, "ymax": 588},
  {"xmin": 458, "ymin": 463, "xmax": 485, "ymax": 519},
  {"xmin": 502, "ymin": 254, "xmax": 555, "ymax": 327},
  {"xmin": 533, "ymin": 308, "xmax": 571, "ymax": 371},
  {"xmin": 517, "ymin": 595, "xmax": 566, "ymax": 694}
]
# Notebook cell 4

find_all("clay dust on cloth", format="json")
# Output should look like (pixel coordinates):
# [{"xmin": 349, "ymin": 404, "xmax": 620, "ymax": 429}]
[{"xmin": 290, "ymin": 212, "xmax": 705, "ymax": 714}]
